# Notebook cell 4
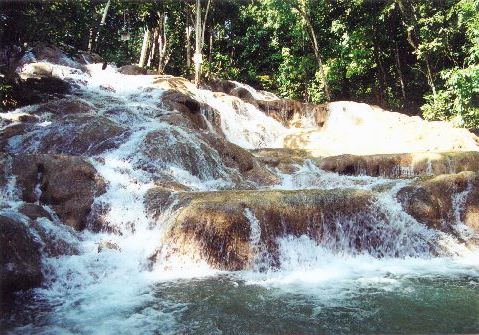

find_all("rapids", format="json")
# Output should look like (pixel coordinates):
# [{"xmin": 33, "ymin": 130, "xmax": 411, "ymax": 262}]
[{"xmin": 1, "ymin": 53, "xmax": 478, "ymax": 334}]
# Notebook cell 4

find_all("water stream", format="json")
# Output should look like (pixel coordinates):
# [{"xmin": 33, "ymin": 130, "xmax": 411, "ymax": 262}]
[{"xmin": 1, "ymin": 58, "xmax": 478, "ymax": 334}]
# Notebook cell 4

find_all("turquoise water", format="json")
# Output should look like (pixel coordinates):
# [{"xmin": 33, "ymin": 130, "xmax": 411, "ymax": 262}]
[{"xmin": 2, "ymin": 273, "xmax": 478, "ymax": 334}]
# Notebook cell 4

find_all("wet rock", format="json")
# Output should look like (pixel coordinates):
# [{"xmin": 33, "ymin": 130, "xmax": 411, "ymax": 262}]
[
  {"xmin": 253, "ymin": 149, "xmax": 479, "ymax": 178},
  {"xmin": 97, "ymin": 240, "xmax": 121, "ymax": 253},
  {"xmin": 207, "ymin": 79, "xmax": 237, "ymax": 94},
  {"xmin": 230, "ymin": 87, "xmax": 256, "ymax": 104},
  {"xmin": 138, "ymin": 128, "xmax": 227, "ymax": 181},
  {"xmin": 160, "ymin": 90, "xmax": 209, "ymax": 129},
  {"xmin": 17, "ymin": 43, "xmax": 82, "ymax": 69},
  {"xmin": 11, "ymin": 154, "xmax": 106, "ymax": 230},
  {"xmin": 154, "ymin": 77, "xmax": 197, "ymax": 96},
  {"xmin": 18, "ymin": 203, "xmax": 52, "ymax": 221},
  {"xmin": 207, "ymin": 79, "xmax": 326, "ymax": 128},
  {"xmin": 22, "ymin": 76, "xmax": 71, "ymax": 96},
  {"xmin": 139, "ymin": 128, "xmax": 277, "ymax": 188},
  {"xmin": 31, "ymin": 217, "xmax": 79, "ymax": 257},
  {"xmin": 33, "ymin": 97, "xmax": 93, "ymax": 116},
  {"xmin": 318, "ymin": 151, "xmax": 479, "ymax": 178},
  {"xmin": 148, "ymin": 189, "xmax": 376, "ymax": 270},
  {"xmin": 10, "ymin": 114, "xmax": 128, "ymax": 156},
  {"xmin": 118, "ymin": 65, "xmax": 147, "ymax": 75},
  {"xmin": 252, "ymin": 148, "xmax": 318, "ymax": 174},
  {"xmin": 0, "ymin": 123, "xmax": 27, "ymax": 152},
  {"xmin": 0, "ymin": 214, "xmax": 43, "ymax": 298},
  {"xmin": 398, "ymin": 172, "xmax": 479, "ymax": 239},
  {"xmin": 75, "ymin": 50, "xmax": 104, "ymax": 65},
  {"xmin": 202, "ymin": 134, "xmax": 279, "ymax": 186}
]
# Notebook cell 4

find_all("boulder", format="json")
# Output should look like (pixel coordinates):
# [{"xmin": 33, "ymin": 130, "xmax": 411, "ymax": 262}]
[
  {"xmin": 252, "ymin": 148, "xmax": 317, "ymax": 174},
  {"xmin": 16, "ymin": 43, "xmax": 83, "ymax": 69},
  {"xmin": 207, "ymin": 79, "xmax": 237, "ymax": 94},
  {"xmin": 17, "ymin": 203, "xmax": 52, "ymax": 221},
  {"xmin": 160, "ymin": 90, "xmax": 210, "ymax": 130},
  {"xmin": 75, "ymin": 50, "xmax": 103, "ymax": 65},
  {"xmin": 138, "ymin": 128, "xmax": 277, "ymax": 188},
  {"xmin": 33, "ymin": 97, "xmax": 93, "ymax": 116},
  {"xmin": 23, "ymin": 75, "xmax": 71, "ymax": 96},
  {"xmin": 0, "ymin": 123, "xmax": 27, "ymax": 152},
  {"xmin": 202, "ymin": 133, "xmax": 279, "ymax": 186},
  {"xmin": 118, "ymin": 65, "xmax": 147, "ymax": 75},
  {"xmin": 397, "ymin": 171, "xmax": 479, "ymax": 240},
  {"xmin": 146, "ymin": 189, "xmax": 377, "ymax": 270},
  {"xmin": 0, "ymin": 214, "xmax": 43, "ymax": 298},
  {"xmin": 230, "ymin": 87, "xmax": 257, "ymax": 104},
  {"xmin": 11, "ymin": 154, "xmax": 106, "ymax": 230},
  {"xmin": 9, "ymin": 114, "xmax": 129, "ymax": 156}
]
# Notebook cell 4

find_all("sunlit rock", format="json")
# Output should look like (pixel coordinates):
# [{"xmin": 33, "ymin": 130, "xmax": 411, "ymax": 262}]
[
  {"xmin": 398, "ymin": 171, "xmax": 479, "ymax": 242},
  {"xmin": 97, "ymin": 240, "xmax": 121, "ymax": 253},
  {"xmin": 148, "ymin": 189, "xmax": 377, "ymax": 270},
  {"xmin": 318, "ymin": 151, "xmax": 479, "ymax": 178},
  {"xmin": 284, "ymin": 101, "xmax": 479, "ymax": 155}
]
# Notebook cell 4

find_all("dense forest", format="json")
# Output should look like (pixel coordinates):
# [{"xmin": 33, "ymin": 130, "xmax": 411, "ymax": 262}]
[{"xmin": 1, "ymin": 0, "xmax": 478, "ymax": 127}]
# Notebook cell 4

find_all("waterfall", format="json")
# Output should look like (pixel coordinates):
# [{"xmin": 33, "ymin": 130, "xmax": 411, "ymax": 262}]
[{"xmin": 1, "ymin": 54, "xmax": 478, "ymax": 334}]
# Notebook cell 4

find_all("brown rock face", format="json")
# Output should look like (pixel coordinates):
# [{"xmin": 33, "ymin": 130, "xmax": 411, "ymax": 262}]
[
  {"xmin": 11, "ymin": 154, "xmax": 106, "ymax": 230},
  {"xmin": 146, "ymin": 189, "xmax": 377, "ymax": 270},
  {"xmin": 318, "ymin": 151, "xmax": 479, "ymax": 178},
  {"xmin": 398, "ymin": 172, "xmax": 479, "ymax": 239},
  {"xmin": 118, "ymin": 65, "xmax": 147, "ymax": 75},
  {"xmin": 253, "ymin": 149, "xmax": 479, "ymax": 178},
  {"xmin": 0, "ymin": 215, "xmax": 43, "ymax": 298},
  {"xmin": 160, "ymin": 89, "xmax": 210, "ymax": 131}
]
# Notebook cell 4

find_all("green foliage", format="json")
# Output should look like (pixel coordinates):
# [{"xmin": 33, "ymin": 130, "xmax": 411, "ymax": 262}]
[
  {"xmin": 422, "ymin": 65, "xmax": 479, "ymax": 127},
  {"xmin": 1, "ymin": 0, "xmax": 478, "ymax": 127}
]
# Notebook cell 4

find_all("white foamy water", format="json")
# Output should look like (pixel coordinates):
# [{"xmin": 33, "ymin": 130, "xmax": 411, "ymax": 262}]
[
  {"xmin": 243, "ymin": 234, "xmax": 479, "ymax": 294},
  {"xmin": 198, "ymin": 88, "xmax": 291, "ymax": 149},
  {"xmin": 2, "ymin": 56, "xmax": 478, "ymax": 334}
]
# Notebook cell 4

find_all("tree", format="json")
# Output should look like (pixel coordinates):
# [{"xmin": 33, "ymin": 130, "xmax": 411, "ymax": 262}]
[
  {"xmin": 289, "ymin": 0, "xmax": 331, "ymax": 101},
  {"xmin": 194, "ymin": 0, "xmax": 211, "ymax": 86}
]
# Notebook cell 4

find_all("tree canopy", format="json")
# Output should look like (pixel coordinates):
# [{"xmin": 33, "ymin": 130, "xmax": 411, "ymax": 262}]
[{"xmin": 1, "ymin": 0, "xmax": 478, "ymax": 127}]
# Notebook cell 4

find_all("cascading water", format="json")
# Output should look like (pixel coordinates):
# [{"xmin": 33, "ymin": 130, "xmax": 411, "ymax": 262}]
[{"xmin": 1, "ymin": 55, "xmax": 478, "ymax": 334}]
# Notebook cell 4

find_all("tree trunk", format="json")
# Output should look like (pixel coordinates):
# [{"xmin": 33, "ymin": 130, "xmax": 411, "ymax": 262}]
[
  {"xmin": 292, "ymin": 1, "xmax": 331, "ymax": 101},
  {"xmin": 158, "ymin": 13, "xmax": 170, "ymax": 74},
  {"xmin": 186, "ymin": 13, "xmax": 192, "ymax": 74},
  {"xmin": 207, "ymin": 27, "xmax": 213, "ymax": 77},
  {"xmin": 396, "ymin": 0, "xmax": 436, "ymax": 101},
  {"xmin": 87, "ymin": 28, "xmax": 95, "ymax": 52},
  {"xmin": 194, "ymin": 0, "xmax": 212, "ymax": 87},
  {"xmin": 139, "ymin": 28, "xmax": 151, "ymax": 67},
  {"xmin": 94, "ymin": 0, "xmax": 111, "ymax": 53},
  {"xmin": 194, "ymin": 0, "xmax": 202, "ymax": 87},
  {"xmin": 395, "ymin": 42, "xmax": 407, "ymax": 102},
  {"xmin": 147, "ymin": 28, "xmax": 158, "ymax": 68}
]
